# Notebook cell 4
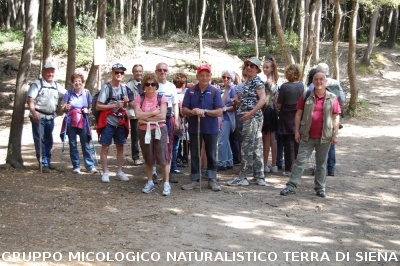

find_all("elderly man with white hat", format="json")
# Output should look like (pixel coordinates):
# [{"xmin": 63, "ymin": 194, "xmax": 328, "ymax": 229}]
[
  {"xmin": 27, "ymin": 61, "xmax": 67, "ymax": 173},
  {"xmin": 227, "ymin": 56, "xmax": 270, "ymax": 187}
]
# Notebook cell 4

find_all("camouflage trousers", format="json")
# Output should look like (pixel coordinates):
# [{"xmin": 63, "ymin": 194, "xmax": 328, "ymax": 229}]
[{"xmin": 238, "ymin": 117, "xmax": 264, "ymax": 179}]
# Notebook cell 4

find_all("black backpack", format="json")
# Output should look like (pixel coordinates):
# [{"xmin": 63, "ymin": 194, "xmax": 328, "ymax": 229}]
[{"xmin": 92, "ymin": 83, "xmax": 124, "ymax": 124}]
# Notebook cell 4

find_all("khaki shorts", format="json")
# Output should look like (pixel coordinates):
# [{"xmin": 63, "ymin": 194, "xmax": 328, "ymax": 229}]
[{"xmin": 139, "ymin": 126, "xmax": 169, "ymax": 166}]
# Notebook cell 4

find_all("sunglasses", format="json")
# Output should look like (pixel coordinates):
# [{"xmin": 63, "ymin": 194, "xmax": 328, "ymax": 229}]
[
  {"xmin": 222, "ymin": 76, "xmax": 231, "ymax": 80},
  {"xmin": 245, "ymin": 63, "xmax": 257, "ymax": 69},
  {"xmin": 114, "ymin": 71, "xmax": 125, "ymax": 75},
  {"xmin": 157, "ymin": 69, "xmax": 168, "ymax": 73},
  {"xmin": 145, "ymin": 82, "xmax": 157, "ymax": 87}
]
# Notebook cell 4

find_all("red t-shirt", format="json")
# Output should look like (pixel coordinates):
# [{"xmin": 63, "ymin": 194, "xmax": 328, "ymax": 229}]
[
  {"xmin": 296, "ymin": 93, "xmax": 341, "ymax": 139},
  {"xmin": 134, "ymin": 93, "xmax": 168, "ymax": 130}
]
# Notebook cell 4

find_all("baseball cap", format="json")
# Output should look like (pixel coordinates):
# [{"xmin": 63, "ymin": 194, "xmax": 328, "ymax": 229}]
[
  {"xmin": 111, "ymin": 63, "xmax": 127, "ymax": 71},
  {"xmin": 244, "ymin": 57, "xmax": 262, "ymax": 73},
  {"xmin": 197, "ymin": 65, "xmax": 211, "ymax": 74},
  {"xmin": 316, "ymin": 63, "xmax": 329, "ymax": 75},
  {"xmin": 43, "ymin": 61, "xmax": 57, "ymax": 69}
]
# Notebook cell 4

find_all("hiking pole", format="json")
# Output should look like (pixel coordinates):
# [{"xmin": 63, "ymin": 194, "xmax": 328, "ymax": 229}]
[
  {"xmin": 198, "ymin": 115, "xmax": 202, "ymax": 192},
  {"xmin": 59, "ymin": 114, "xmax": 68, "ymax": 172},
  {"xmin": 84, "ymin": 114, "xmax": 100, "ymax": 171},
  {"xmin": 38, "ymin": 120, "xmax": 42, "ymax": 174}
]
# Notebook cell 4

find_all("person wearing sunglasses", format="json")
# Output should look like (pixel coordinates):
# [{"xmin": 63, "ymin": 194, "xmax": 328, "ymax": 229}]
[
  {"xmin": 227, "ymin": 57, "xmax": 270, "ymax": 187},
  {"xmin": 217, "ymin": 70, "xmax": 236, "ymax": 172},
  {"xmin": 151, "ymin": 63, "xmax": 180, "ymax": 183},
  {"xmin": 133, "ymin": 73, "xmax": 171, "ymax": 196},
  {"xmin": 181, "ymin": 65, "xmax": 223, "ymax": 191},
  {"xmin": 96, "ymin": 63, "xmax": 133, "ymax": 183}
]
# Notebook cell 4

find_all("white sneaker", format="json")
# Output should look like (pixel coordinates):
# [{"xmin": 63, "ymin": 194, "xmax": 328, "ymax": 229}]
[
  {"xmin": 73, "ymin": 168, "xmax": 81, "ymax": 174},
  {"xmin": 270, "ymin": 166, "xmax": 278, "ymax": 173},
  {"xmin": 101, "ymin": 172, "xmax": 110, "ymax": 183},
  {"xmin": 264, "ymin": 166, "xmax": 271, "ymax": 173},
  {"xmin": 283, "ymin": 171, "xmax": 291, "ymax": 176},
  {"xmin": 256, "ymin": 178, "xmax": 266, "ymax": 186},
  {"xmin": 142, "ymin": 182, "xmax": 155, "ymax": 193},
  {"xmin": 227, "ymin": 177, "xmax": 249, "ymax": 186},
  {"xmin": 162, "ymin": 183, "xmax": 171, "ymax": 196},
  {"xmin": 116, "ymin": 172, "xmax": 129, "ymax": 181},
  {"xmin": 90, "ymin": 167, "xmax": 99, "ymax": 173}
]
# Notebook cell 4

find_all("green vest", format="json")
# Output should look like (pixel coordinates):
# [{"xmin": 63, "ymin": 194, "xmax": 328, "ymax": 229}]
[{"xmin": 299, "ymin": 90, "xmax": 336, "ymax": 144}]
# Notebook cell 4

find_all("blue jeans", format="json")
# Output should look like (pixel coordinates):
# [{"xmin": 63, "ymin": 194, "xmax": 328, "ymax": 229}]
[
  {"xmin": 170, "ymin": 135, "xmax": 181, "ymax": 171},
  {"xmin": 327, "ymin": 144, "xmax": 335, "ymax": 174},
  {"xmin": 286, "ymin": 138, "xmax": 331, "ymax": 193},
  {"xmin": 130, "ymin": 118, "xmax": 140, "ymax": 160},
  {"xmin": 31, "ymin": 117, "xmax": 54, "ymax": 167},
  {"xmin": 218, "ymin": 119, "xmax": 233, "ymax": 167},
  {"xmin": 275, "ymin": 131, "xmax": 284, "ymax": 167},
  {"xmin": 189, "ymin": 133, "xmax": 218, "ymax": 181},
  {"xmin": 67, "ymin": 123, "xmax": 95, "ymax": 170}
]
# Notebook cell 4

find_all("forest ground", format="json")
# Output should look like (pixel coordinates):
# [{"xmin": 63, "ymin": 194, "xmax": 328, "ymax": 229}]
[{"xmin": 0, "ymin": 39, "xmax": 399, "ymax": 265}]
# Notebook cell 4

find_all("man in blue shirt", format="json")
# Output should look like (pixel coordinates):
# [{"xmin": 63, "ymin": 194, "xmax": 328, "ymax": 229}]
[{"xmin": 181, "ymin": 65, "xmax": 223, "ymax": 191}]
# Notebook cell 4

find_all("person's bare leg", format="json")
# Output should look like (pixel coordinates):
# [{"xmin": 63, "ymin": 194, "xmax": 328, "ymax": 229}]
[
  {"xmin": 100, "ymin": 145, "xmax": 110, "ymax": 173},
  {"xmin": 116, "ymin": 144, "xmax": 124, "ymax": 172}
]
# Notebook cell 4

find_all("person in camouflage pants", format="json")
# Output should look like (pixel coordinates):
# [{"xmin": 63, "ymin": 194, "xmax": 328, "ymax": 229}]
[{"xmin": 227, "ymin": 57, "xmax": 270, "ymax": 186}]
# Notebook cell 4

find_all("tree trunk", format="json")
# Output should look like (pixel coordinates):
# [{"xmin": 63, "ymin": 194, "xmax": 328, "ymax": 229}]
[
  {"xmin": 85, "ymin": 0, "xmax": 106, "ymax": 93},
  {"xmin": 281, "ymin": 0, "xmax": 289, "ymax": 30},
  {"xmin": 229, "ymin": 0, "xmax": 239, "ymax": 36},
  {"xmin": 312, "ymin": 0, "xmax": 322, "ymax": 65},
  {"xmin": 198, "ymin": 0, "xmax": 206, "ymax": 60},
  {"xmin": 386, "ymin": 6, "xmax": 398, "ymax": 48},
  {"xmin": 265, "ymin": 1, "xmax": 272, "ymax": 46},
  {"xmin": 185, "ymin": 0, "xmax": 190, "ymax": 35},
  {"xmin": 248, "ymin": 0, "xmax": 258, "ymax": 57},
  {"xmin": 112, "ymin": 0, "xmax": 117, "ymax": 29},
  {"xmin": 220, "ymin": 0, "xmax": 229, "ymax": 48},
  {"xmin": 85, "ymin": 0, "xmax": 93, "ymax": 14},
  {"xmin": 271, "ymin": 0, "xmax": 293, "ymax": 65},
  {"xmin": 289, "ymin": 0, "xmax": 298, "ymax": 33},
  {"xmin": 302, "ymin": 2, "xmax": 316, "ymax": 79},
  {"xmin": 347, "ymin": 0, "xmax": 359, "ymax": 115},
  {"xmin": 362, "ymin": 6, "xmax": 379, "ymax": 66},
  {"xmin": 298, "ymin": 0, "xmax": 305, "ymax": 63},
  {"xmin": 65, "ymin": 0, "xmax": 76, "ymax": 88},
  {"xmin": 127, "ymin": 0, "xmax": 132, "ymax": 32},
  {"xmin": 135, "ymin": 0, "xmax": 142, "ymax": 46},
  {"xmin": 332, "ymin": 0, "xmax": 343, "ymax": 80},
  {"xmin": 144, "ymin": 0, "xmax": 149, "ymax": 38},
  {"xmin": 119, "ymin": 0, "xmax": 125, "ymax": 34},
  {"xmin": 7, "ymin": 0, "xmax": 39, "ymax": 169},
  {"xmin": 42, "ymin": 0, "xmax": 53, "ymax": 66}
]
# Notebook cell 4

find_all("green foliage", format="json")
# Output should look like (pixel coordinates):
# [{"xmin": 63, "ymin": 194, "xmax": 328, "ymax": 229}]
[
  {"xmin": 157, "ymin": 30, "xmax": 195, "ymax": 44},
  {"xmin": 0, "ymin": 30, "xmax": 24, "ymax": 45},
  {"xmin": 77, "ymin": 12, "xmax": 96, "ymax": 35},
  {"xmin": 345, "ymin": 99, "xmax": 374, "ymax": 118},
  {"xmin": 51, "ymin": 22, "xmax": 69, "ymax": 53}
]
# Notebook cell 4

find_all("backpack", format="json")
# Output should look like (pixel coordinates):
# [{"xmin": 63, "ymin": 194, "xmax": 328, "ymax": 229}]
[
  {"xmin": 33, "ymin": 78, "xmax": 62, "ymax": 116},
  {"xmin": 139, "ymin": 93, "xmax": 163, "ymax": 109},
  {"xmin": 92, "ymin": 83, "xmax": 125, "ymax": 124},
  {"xmin": 65, "ymin": 88, "xmax": 90, "ymax": 108}
]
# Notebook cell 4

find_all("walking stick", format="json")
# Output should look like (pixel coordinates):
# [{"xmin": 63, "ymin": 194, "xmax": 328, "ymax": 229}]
[
  {"xmin": 198, "ymin": 115, "xmax": 201, "ymax": 192},
  {"xmin": 84, "ymin": 114, "xmax": 100, "ymax": 169},
  {"xmin": 59, "ymin": 114, "xmax": 68, "ymax": 172},
  {"xmin": 38, "ymin": 120, "xmax": 42, "ymax": 174}
]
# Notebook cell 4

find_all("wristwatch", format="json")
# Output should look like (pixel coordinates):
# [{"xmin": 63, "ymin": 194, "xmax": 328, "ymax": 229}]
[
  {"xmin": 204, "ymin": 109, "xmax": 209, "ymax": 115},
  {"xmin": 223, "ymin": 106, "xmax": 227, "ymax": 112}
]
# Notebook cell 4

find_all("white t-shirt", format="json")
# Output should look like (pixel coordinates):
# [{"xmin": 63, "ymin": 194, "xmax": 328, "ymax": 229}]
[{"xmin": 157, "ymin": 81, "xmax": 178, "ymax": 108}]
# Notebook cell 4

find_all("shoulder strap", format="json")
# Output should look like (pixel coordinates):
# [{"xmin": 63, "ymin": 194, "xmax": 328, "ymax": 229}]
[
  {"xmin": 105, "ymin": 83, "xmax": 114, "ymax": 103},
  {"xmin": 157, "ymin": 94, "xmax": 163, "ymax": 107},
  {"xmin": 303, "ymin": 89, "xmax": 312, "ymax": 104}
]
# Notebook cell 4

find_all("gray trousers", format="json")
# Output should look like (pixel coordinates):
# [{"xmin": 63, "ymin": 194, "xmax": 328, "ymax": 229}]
[{"xmin": 286, "ymin": 138, "xmax": 331, "ymax": 192}]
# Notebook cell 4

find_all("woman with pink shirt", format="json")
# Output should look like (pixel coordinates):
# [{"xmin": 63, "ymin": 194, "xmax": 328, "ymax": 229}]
[{"xmin": 133, "ymin": 73, "xmax": 170, "ymax": 196}]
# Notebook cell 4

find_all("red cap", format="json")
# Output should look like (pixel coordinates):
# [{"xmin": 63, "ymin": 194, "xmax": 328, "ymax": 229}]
[{"xmin": 197, "ymin": 65, "xmax": 211, "ymax": 74}]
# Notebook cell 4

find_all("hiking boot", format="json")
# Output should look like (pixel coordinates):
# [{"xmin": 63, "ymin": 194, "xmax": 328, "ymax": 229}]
[
  {"xmin": 101, "ymin": 172, "xmax": 110, "ymax": 183},
  {"xmin": 181, "ymin": 180, "xmax": 199, "ymax": 190},
  {"xmin": 169, "ymin": 175, "xmax": 179, "ymax": 183},
  {"xmin": 152, "ymin": 173, "xmax": 159, "ymax": 184},
  {"xmin": 133, "ymin": 159, "xmax": 144, "ymax": 166},
  {"xmin": 162, "ymin": 183, "xmax": 171, "ymax": 196},
  {"xmin": 90, "ymin": 167, "xmax": 99, "ymax": 174},
  {"xmin": 256, "ymin": 178, "xmax": 266, "ymax": 186},
  {"xmin": 73, "ymin": 168, "xmax": 81, "ymax": 174},
  {"xmin": 208, "ymin": 179, "xmax": 221, "ymax": 191},
  {"xmin": 227, "ymin": 177, "xmax": 249, "ymax": 186},
  {"xmin": 280, "ymin": 188, "xmax": 295, "ymax": 196},
  {"xmin": 142, "ymin": 182, "xmax": 155, "ymax": 193},
  {"xmin": 116, "ymin": 172, "xmax": 129, "ymax": 181},
  {"xmin": 316, "ymin": 191, "xmax": 326, "ymax": 198},
  {"xmin": 42, "ymin": 166, "xmax": 50, "ymax": 173},
  {"xmin": 270, "ymin": 166, "xmax": 278, "ymax": 173}
]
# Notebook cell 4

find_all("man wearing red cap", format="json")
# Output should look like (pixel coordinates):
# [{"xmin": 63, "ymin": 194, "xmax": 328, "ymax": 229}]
[{"xmin": 181, "ymin": 65, "xmax": 223, "ymax": 191}]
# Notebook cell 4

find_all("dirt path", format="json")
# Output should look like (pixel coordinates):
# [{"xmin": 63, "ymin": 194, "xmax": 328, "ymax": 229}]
[{"xmin": 0, "ymin": 42, "xmax": 399, "ymax": 265}]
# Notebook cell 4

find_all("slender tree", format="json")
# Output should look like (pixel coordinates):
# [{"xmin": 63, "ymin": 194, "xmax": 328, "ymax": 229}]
[
  {"xmin": 220, "ymin": 0, "xmax": 229, "ymax": 48},
  {"xmin": 362, "ymin": 5, "xmax": 379, "ymax": 66},
  {"xmin": 271, "ymin": 0, "xmax": 294, "ymax": 64},
  {"xmin": 6, "ymin": 0, "xmax": 39, "ymax": 168},
  {"xmin": 386, "ymin": 6, "xmax": 399, "ymax": 48},
  {"xmin": 347, "ymin": 0, "xmax": 359, "ymax": 114},
  {"xmin": 298, "ymin": 0, "xmax": 305, "ymax": 63},
  {"xmin": 332, "ymin": 0, "xmax": 343, "ymax": 80},
  {"xmin": 198, "ymin": 0, "xmax": 206, "ymax": 60},
  {"xmin": 249, "ymin": 0, "xmax": 259, "ymax": 57},
  {"xmin": 135, "ymin": 0, "xmax": 143, "ymax": 46},
  {"xmin": 42, "ymin": 0, "xmax": 53, "ymax": 66},
  {"xmin": 65, "ymin": 0, "xmax": 76, "ymax": 87},
  {"xmin": 312, "ymin": 0, "xmax": 322, "ymax": 65}
]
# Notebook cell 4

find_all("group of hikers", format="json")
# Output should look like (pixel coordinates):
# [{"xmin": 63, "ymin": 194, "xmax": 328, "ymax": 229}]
[{"xmin": 26, "ymin": 57, "xmax": 344, "ymax": 198}]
